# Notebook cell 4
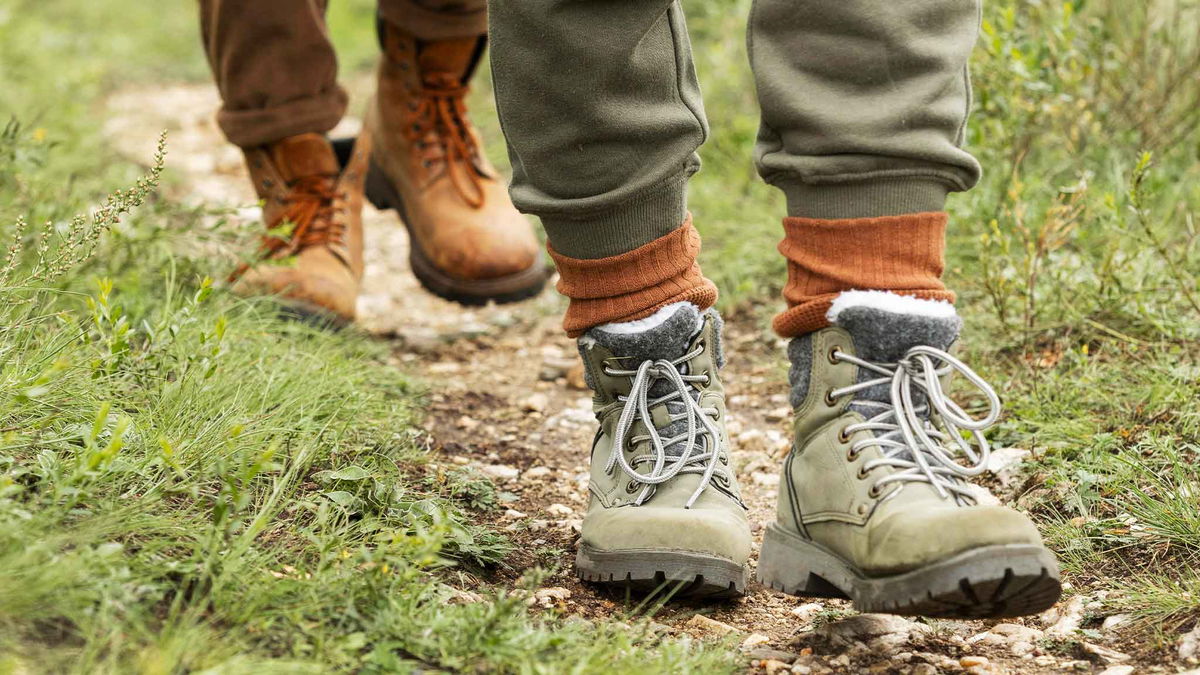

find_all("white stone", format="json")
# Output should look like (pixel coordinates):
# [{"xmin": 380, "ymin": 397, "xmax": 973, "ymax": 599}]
[
  {"xmin": 1045, "ymin": 596, "xmax": 1087, "ymax": 637},
  {"xmin": 1180, "ymin": 623, "xmax": 1200, "ymax": 660},
  {"xmin": 479, "ymin": 464, "xmax": 520, "ymax": 480},
  {"xmin": 521, "ymin": 392, "xmax": 550, "ymax": 413},
  {"xmin": 789, "ymin": 602, "xmax": 825, "ymax": 623},
  {"xmin": 685, "ymin": 614, "xmax": 739, "ymax": 637},
  {"xmin": 1010, "ymin": 641, "xmax": 1035, "ymax": 657},
  {"xmin": 529, "ymin": 587, "xmax": 571, "ymax": 608},
  {"xmin": 1101, "ymin": 614, "xmax": 1131, "ymax": 631},
  {"xmin": 1082, "ymin": 642, "xmax": 1130, "ymax": 664},
  {"xmin": 990, "ymin": 622, "xmax": 1044, "ymax": 643},
  {"xmin": 741, "ymin": 633, "xmax": 771, "ymax": 649}
]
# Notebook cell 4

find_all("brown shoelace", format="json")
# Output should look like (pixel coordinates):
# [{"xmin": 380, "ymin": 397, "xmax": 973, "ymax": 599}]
[
  {"xmin": 230, "ymin": 175, "xmax": 345, "ymax": 280},
  {"xmin": 405, "ymin": 73, "xmax": 486, "ymax": 209}
]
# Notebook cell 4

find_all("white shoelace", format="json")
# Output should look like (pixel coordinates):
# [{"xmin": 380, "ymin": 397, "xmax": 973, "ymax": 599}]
[
  {"xmin": 830, "ymin": 345, "xmax": 1001, "ymax": 506},
  {"xmin": 603, "ymin": 345, "xmax": 728, "ymax": 508}
]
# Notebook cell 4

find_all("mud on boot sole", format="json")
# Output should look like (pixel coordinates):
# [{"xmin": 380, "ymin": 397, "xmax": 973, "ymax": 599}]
[
  {"xmin": 757, "ymin": 523, "xmax": 1061, "ymax": 619},
  {"xmin": 576, "ymin": 544, "xmax": 747, "ymax": 600}
]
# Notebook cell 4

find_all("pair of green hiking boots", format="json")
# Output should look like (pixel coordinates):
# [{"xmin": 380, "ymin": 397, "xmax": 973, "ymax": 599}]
[{"xmin": 574, "ymin": 293, "xmax": 1061, "ymax": 618}]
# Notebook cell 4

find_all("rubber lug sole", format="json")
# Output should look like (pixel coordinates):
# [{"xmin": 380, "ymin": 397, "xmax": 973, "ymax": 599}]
[
  {"xmin": 757, "ymin": 523, "xmax": 1062, "ymax": 619},
  {"xmin": 576, "ymin": 543, "xmax": 747, "ymax": 600},
  {"xmin": 333, "ymin": 137, "xmax": 548, "ymax": 306},
  {"xmin": 275, "ymin": 298, "xmax": 351, "ymax": 330}
]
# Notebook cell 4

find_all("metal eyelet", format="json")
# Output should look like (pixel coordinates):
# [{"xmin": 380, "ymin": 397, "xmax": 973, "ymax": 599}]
[
  {"xmin": 846, "ymin": 446, "xmax": 860, "ymax": 462},
  {"xmin": 827, "ymin": 346, "xmax": 843, "ymax": 364},
  {"xmin": 838, "ymin": 427, "xmax": 852, "ymax": 444},
  {"xmin": 868, "ymin": 484, "xmax": 882, "ymax": 498},
  {"xmin": 625, "ymin": 481, "xmax": 640, "ymax": 494},
  {"xmin": 824, "ymin": 389, "xmax": 838, "ymax": 406},
  {"xmin": 856, "ymin": 466, "xmax": 870, "ymax": 480}
]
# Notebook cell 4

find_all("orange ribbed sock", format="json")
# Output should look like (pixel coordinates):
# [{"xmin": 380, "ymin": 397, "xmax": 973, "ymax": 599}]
[
  {"xmin": 550, "ymin": 216, "xmax": 718, "ymax": 337},
  {"xmin": 773, "ymin": 212, "xmax": 955, "ymax": 337}
]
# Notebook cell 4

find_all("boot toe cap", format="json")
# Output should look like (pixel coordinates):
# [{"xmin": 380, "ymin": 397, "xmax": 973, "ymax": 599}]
[
  {"xmin": 439, "ymin": 208, "xmax": 540, "ymax": 281},
  {"xmin": 866, "ymin": 505, "xmax": 1044, "ymax": 576},
  {"xmin": 580, "ymin": 504, "xmax": 752, "ymax": 565},
  {"xmin": 233, "ymin": 255, "xmax": 358, "ymax": 321}
]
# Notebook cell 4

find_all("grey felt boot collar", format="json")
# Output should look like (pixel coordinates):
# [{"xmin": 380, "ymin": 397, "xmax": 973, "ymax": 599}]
[
  {"xmin": 579, "ymin": 302, "xmax": 724, "ymax": 368},
  {"xmin": 789, "ymin": 291, "xmax": 962, "ymax": 407}
]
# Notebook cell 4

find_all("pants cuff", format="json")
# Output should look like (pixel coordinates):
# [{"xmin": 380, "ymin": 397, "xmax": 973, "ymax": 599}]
[
  {"xmin": 779, "ymin": 178, "xmax": 951, "ymax": 220},
  {"xmin": 218, "ymin": 86, "xmax": 348, "ymax": 149},
  {"xmin": 378, "ymin": 0, "xmax": 488, "ymax": 40},
  {"xmin": 540, "ymin": 176, "xmax": 690, "ymax": 259}
]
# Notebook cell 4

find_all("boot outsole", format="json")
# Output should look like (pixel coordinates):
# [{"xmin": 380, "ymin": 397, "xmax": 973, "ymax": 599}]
[
  {"xmin": 333, "ymin": 137, "xmax": 549, "ymax": 306},
  {"xmin": 272, "ymin": 298, "xmax": 352, "ymax": 330},
  {"xmin": 757, "ymin": 523, "xmax": 1062, "ymax": 619},
  {"xmin": 576, "ymin": 544, "xmax": 747, "ymax": 600}
]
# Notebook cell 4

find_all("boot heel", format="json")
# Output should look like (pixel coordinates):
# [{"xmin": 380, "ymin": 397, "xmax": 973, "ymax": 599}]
[
  {"xmin": 363, "ymin": 159, "xmax": 403, "ymax": 213},
  {"xmin": 757, "ymin": 524, "xmax": 850, "ymax": 599}
]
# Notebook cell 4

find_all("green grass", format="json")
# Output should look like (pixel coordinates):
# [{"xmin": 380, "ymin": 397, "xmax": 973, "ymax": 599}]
[
  {"xmin": 0, "ymin": 2, "xmax": 737, "ymax": 672},
  {"xmin": 3, "ymin": 0, "xmax": 1200, "ymax": 668}
]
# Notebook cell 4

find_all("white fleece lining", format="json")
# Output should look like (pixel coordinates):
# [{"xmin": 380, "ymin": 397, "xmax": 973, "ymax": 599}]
[
  {"xmin": 826, "ymin": 290, "xmax": 957, "ymax": 323},
  {"xmin": 593, "ymin": 302, "xmax": 695, "ymax": 335}
]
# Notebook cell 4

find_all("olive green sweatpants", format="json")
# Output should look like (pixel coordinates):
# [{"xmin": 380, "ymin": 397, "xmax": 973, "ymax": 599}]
[{"xmin": 488, "ymin": 0, "xmax": 983, "ymax": 259}]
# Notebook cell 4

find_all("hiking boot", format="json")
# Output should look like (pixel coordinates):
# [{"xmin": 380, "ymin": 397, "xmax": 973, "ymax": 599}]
[
  {"xmin": 758, "ymin": 291, "xmax": 1061, "ymax": 618},
  {"xmin": 232, "ymin": 132, "xmax": 369, "ymax": 325},
  {"xmin": 576, "ymin": 302, "xmax": 751, "ymax": 598},
  {"xmin": 364, "ymin": 21, "xmax": 546, "ymax": 306}
]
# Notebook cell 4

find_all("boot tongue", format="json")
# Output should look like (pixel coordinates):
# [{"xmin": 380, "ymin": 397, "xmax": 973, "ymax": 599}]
[
  {"xmin": 828, "ymin": 291, "xmax": 962, "ymax": 407},
  {"xmin": 417, "ymin": 37, "xmax": 479, "ymax": 82},
  {"xmin": 585, "ymin": 302, "xmax": 703, "ymax": 365},
  {"xmin": 269, "ymin": 134, "xmax": 339, "ymax": 183},
  {"xmin": 584, "ymin": 302, "xmax": 709, "ymax": 459}
]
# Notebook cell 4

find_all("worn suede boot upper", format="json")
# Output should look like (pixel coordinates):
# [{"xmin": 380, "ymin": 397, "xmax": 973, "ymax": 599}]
[
  {"xmin": 577, "ymin": 303, "xmax": 751, "ymax": 568},
  {"xmin": 778, "ymin": 292, "xmax": 1045, "ymax": 576},
  {"xmin": 233, "ymin": 132, "xmax": 369, "ymax": 322},
  {"xmin": 365, "ymin": 23, "xmax": 541, "ymax": 299}
]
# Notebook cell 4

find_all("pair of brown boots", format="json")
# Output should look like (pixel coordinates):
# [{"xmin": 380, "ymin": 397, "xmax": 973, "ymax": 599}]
[{"xmin": 232, "ymin": 27, "xmax": 545, "ymax": 323}]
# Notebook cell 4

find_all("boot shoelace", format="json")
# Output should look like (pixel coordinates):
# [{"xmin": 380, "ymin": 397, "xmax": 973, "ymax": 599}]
[
  {"xmin": 828, "ymin": 345, "xmax": 1001, "ymax": 506},
  {"xmin": 603, "ymin": 344, "xmax": 731, "ymax": 509},
  {"xmin": 231, "ymin": 175, "xmax": 345, "ymax": 280},
  {"xmin": 406, "ymin": 73, "xmax": 485, "ymax": 209}
]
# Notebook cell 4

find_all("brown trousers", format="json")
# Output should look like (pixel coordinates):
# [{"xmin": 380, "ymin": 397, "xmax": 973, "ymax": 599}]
[{"xmin": 199, "ymin": 0, "xmax": 487, "ymax": 148}]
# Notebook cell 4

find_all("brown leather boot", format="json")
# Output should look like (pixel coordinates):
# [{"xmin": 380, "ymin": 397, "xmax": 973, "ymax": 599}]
[
  {"xmin": 365, "ymin": 23, "xmax": 546, "ymax": 305},
  {"xmin": 231, "ymin": 132, "xmax": 370, "ymax": 324}
]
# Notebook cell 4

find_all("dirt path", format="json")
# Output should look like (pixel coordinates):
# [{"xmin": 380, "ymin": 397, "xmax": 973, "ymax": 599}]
[{"xmin": 103, "ymin": 83, "xmax": 1162, "ymax": 675}]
